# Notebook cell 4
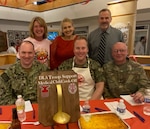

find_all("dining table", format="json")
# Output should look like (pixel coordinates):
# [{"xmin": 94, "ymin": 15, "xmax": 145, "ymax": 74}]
[{"xmin": 0, "ymin": 98, "xmax": 150, "ymax": 129}]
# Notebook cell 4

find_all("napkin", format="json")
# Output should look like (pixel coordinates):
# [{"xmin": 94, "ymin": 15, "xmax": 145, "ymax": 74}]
[
  {"xmin": 25, "ymin": 100, "xmax": 33, "ymax": 112},
  {"xmin": 120, "ymin": 95, "xmax": 144, "ymax": 106},
  {"xmin": 104, "ymin": 101, "xmax": 135, "ymax": 119},
  {"xmin": 80, "ymin": 105, "xmax": 83, "ymax": 112}
]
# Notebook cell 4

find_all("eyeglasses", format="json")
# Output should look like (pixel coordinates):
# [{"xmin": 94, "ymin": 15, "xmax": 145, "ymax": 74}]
[{"xmin": 113, "ymin": 49, "xmax": 126, "ymax": 53}]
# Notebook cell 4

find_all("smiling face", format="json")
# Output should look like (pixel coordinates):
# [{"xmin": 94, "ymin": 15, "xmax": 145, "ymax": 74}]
[
  {"xmin": 19, "ymin": 41, "xmax": 35, "ymax": 68},
  {"xmin": 62, "ymin": 21, "xmax": 74, "ymax": 38},
  {"xmin": 33, "ymin": 21, "xmax": 45, "ymax": 40},
  {"xmin": 98, "ymin": 10, "xmax": 112, "ymax": 31},
  {"xmin": 112, "ymin": 42, "xmax": 128, "ymax": 65},
  {"xmin": 29, "ymin": 17, "xmax": 48, "ymax": 40},
  {"xmin": 74, "ymin": 38, "xmax": 88, "ymax": 64}
]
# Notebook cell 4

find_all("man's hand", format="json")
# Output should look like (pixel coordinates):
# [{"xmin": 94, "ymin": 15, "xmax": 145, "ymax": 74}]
[{"xmin": 131, "ymin": 92, "xmax": 144, "ymax": 103}]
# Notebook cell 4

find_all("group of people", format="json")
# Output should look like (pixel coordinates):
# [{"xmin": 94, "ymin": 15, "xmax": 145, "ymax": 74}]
[{"xmin": 0, "ymin": 8, "xmax": 149, "ymax": 105}]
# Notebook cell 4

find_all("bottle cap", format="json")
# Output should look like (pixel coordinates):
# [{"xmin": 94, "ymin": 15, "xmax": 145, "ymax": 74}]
[
  {"xmin": 84, "ymin": 100, "xmax": 89, "ymax": 105},
  {"xmin": 17, "ymin": 95, "xmax": 22, "ymax": 99}
]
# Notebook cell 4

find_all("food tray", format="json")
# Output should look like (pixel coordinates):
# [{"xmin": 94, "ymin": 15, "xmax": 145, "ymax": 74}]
[
  {"xmin": 0, "ymin": 123, "xmax": 11, "ymax": 129},
  {"xmin": 78, "ymin": 111, "xmax": 130, "ymax": 129}
]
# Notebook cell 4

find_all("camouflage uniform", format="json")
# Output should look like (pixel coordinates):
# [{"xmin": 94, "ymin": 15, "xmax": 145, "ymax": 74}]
[
  {"xmin": 58, "ymin": 57, "xmax": 105, "ymax": 83},
  {"xmin": 103, "ymin": 59, "xmax": 149, "ymax": 98},
  {"xmin": 0, "ymin": 61, "xmax": 48, "ymax": 105}
]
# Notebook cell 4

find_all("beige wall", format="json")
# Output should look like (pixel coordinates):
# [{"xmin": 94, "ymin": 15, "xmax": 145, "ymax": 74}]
[
  {"xmin": 108, "ymin": 0, "xmax": 137, "ymax": 55},
  {"xmin": 0, "ymin": 0, "xmax": 149, "ymax": 22}
]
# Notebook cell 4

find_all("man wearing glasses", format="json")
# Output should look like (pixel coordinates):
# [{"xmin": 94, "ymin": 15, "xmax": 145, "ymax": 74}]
[{"xmin": 103, "ymin": 42, "xmax": 149, "ymax": 103}]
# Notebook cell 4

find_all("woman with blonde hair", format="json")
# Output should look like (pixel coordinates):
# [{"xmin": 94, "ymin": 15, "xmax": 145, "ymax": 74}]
[
  {"xmin": 50, "ymin": 18, "xmax": 78, "ymax": 69},
  {"xmin": 25, "ymin": 16, "xmax": 52, "ymax": 67}
]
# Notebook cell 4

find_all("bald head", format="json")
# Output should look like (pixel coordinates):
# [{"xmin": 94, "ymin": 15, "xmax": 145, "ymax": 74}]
[
  {"xmin": 19, "ymin": 41, "xmax": 35, "ymax": 68},
  {"xmin": 112, "ymin": 42, "xmax": 127, "ymax": 52},
  {"xmin": 19, "ymin": 40, "xmax": 34, "ymax": 50}
]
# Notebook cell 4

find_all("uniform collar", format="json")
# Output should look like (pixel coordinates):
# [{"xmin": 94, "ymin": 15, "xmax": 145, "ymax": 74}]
[{"xmin": 73, "ymin": 57, "xmax": 89, "ymax": 68}]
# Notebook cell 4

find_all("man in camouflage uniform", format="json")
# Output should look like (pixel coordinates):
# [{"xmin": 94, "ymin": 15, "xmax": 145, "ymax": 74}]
[
  {"xmin": 0, "ymin": 41, "xmax": 48, "ymax": 105},
  {"xmin": 103, "ymin": 42, "xmax": 149, "ymax": 103},
  {"xmin": 59, "ymin": 36, "xmax": 104, "ymax": 100}
]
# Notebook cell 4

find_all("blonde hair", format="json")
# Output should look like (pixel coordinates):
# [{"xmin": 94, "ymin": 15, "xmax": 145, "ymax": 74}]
[
  {"xmin": 74, "ymin": 35, "xmax": 88, "ymax": 47},
  {"xmin": 60, "ymin": 18, "xmax": 74, "ymax": 36},
  {"xmin": 75, "ymin": 35, "xmax": 88, "ymax": 42},
  {"xmin": 29, "ymin": 16, "xmax": 48, "ymax": 39}
]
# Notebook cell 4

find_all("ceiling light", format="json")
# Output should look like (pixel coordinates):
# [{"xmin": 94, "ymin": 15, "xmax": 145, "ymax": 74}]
[
  {"xmin": 33, "ymin": 1, "xmax": 38, "ymax": 5},
  {"xmin": 33, "ymin": 0, "xmax": 47, "ymax": 5}
]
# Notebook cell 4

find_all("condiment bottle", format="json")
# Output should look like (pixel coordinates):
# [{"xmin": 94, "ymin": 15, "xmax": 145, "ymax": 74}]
[{"xmin": 9, "ymin": 108, "xmax": 21, "ymax": 129}]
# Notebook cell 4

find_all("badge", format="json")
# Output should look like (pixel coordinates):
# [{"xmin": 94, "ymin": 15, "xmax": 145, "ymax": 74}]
[
  {"xmin": 40, "ymin": 85, "xmax": 50, "ymax": 97},
  {"xmin": 68, "ymin": 83, "xmax": 77, "ymax": 94}
]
